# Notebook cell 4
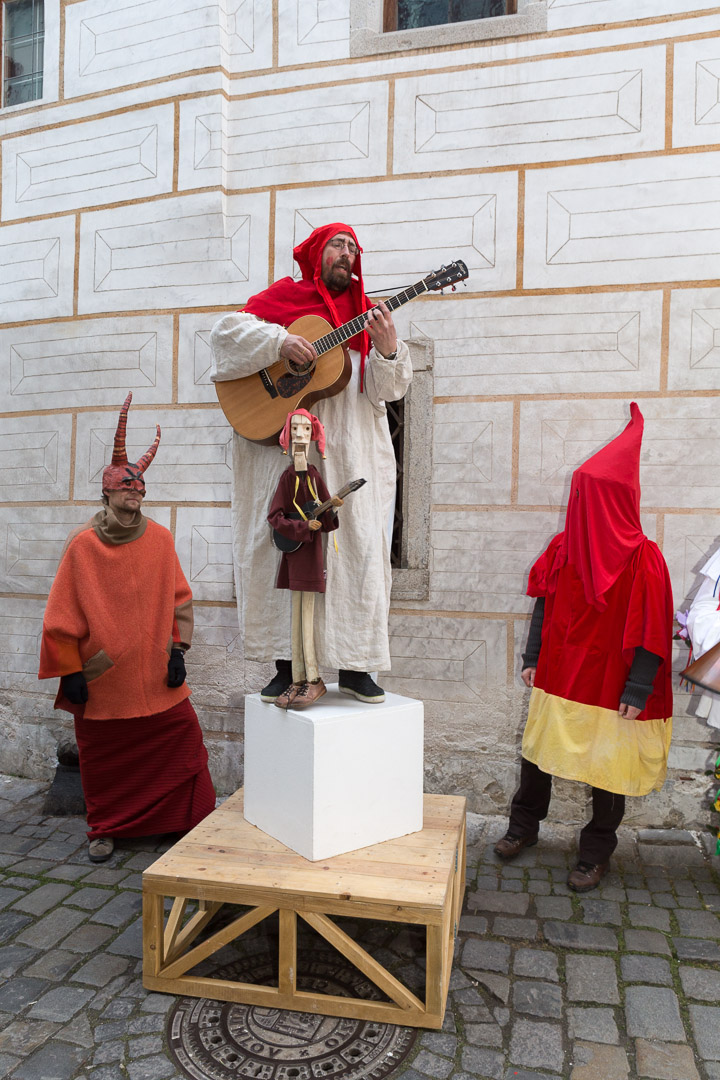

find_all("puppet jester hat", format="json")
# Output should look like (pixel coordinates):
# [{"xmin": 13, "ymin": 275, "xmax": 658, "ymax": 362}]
[{"xmin": 102, "ymin": 393, "xmax": 161, "ymax": 494}]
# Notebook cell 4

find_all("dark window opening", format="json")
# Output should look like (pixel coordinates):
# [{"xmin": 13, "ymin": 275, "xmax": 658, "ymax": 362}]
[
  {"xmin": 387, "ymin": 398, "xmax": 405, "ymax": 570},
  {"xmin": 3, "ymin": 0, "xmax": 44, "ymax": 108},
  {"xmin": 385, "ymin": 0, "xmax": 517, "ymax": 31}
]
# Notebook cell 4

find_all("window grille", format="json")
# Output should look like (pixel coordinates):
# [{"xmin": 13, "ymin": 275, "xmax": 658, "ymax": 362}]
[
  {"xmin": 386, "ymin": 0, "xmax": 517, "ymax": 32},
  {"xmin": 3, "ymin": 0, "xmax": 44, "ymax": 107}
]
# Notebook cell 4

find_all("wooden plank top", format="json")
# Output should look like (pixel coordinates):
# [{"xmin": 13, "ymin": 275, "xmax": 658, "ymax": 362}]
[{"xmin": 143, "ymin": 790, "xmax": 466, "ymax": 914}]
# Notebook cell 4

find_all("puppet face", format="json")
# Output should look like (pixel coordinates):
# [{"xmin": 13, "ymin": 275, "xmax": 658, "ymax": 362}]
[
  {"xmin": 290, "ymin": 414, "xmax": 312, "ymax": 448},
  {"xmin": 321, "ymin": 233, "xmax": 356, "ymax": 291}
]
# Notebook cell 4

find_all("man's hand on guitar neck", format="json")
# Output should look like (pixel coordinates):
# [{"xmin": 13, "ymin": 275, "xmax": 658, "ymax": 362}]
[
  {"xmin": 364, "ymin": 301, "xmax": 398, "ymax": 359},
  {"xmin": 280, "ymin": 334, "xmax": 317, "ymax": 369}
]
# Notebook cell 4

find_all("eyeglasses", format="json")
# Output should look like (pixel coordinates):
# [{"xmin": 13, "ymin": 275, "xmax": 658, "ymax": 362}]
[{"xmin": 327, "ymin": 238, "xmax": 359, "ymax": 256}]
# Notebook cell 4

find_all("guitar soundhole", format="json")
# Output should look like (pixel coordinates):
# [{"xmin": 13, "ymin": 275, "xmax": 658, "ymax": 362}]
[{"xmin": 276, "ymin": 371, "xmax": 314, "ymax": 398}]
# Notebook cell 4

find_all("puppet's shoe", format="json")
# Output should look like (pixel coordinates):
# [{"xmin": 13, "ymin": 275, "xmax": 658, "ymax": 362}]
[
  {"xmin": 567, "ymin": 860, "xmax": 609, "ymax": 892},
  {"xmin": 88, "ymin": 837, "xmax": 114, "ymax": 863},
  {"xmin": 275, "ymin": 683, "xmax": 303, "ymax": 709},
  {"xmin": 290, "ymin": 679, "xmax": 327, "ymax": 709},
  {"xmin": 493, "ymin": 832, "xmax": 538, "ymax": 860},
  {"xmin": 338, "ymin": 671, "xmax": 385, "ymax": 703},
  {"xmin": 261, "ymin": 660, "xmax": 293, "ymax": 702}
]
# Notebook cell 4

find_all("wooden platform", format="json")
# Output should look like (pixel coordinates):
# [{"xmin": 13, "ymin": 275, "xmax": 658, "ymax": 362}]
[{"xmin": 142, "ymin": 788, "xmax": 466, "ymax": 1029}]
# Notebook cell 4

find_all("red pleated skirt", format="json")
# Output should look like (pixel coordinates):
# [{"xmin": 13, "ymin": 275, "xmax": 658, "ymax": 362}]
[{"xmin": 74, "ymin": 698, "xmax": 216, "ymax": 840}]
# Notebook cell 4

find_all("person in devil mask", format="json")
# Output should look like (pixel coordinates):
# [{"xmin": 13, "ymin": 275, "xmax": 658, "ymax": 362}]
[
  {"xmin": 210, "ymin": 225, "xmax": 411, "ymax": 704},
  {"xmin": 39, "ymin": 393, "xmax": 215, "ymax": 863},
  {"xmin": 494, "ymin": 403, "xmax": 674, "ymax": 891}
]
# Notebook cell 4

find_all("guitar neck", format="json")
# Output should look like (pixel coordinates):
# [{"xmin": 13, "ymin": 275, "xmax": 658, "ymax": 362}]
[
  {"xmin": 313, "ymin": 280, "xmax": 430, "ymax": 357},
  {"xmin": 310, "ymin": 482, "xmax": 356, "ymax": 519}
]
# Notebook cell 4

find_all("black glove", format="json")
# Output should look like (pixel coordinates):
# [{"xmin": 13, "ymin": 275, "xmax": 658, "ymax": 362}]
[
  {"xmin": 167, "ymin": 648, "xmax": 186, "ymax": 688},
  {"xmin": 62, "ymin": 671, "xmax": 88, "ymax": 705}
]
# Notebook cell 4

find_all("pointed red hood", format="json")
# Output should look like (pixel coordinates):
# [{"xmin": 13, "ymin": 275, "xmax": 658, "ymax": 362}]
[{"xmin": 559, "ymin": 401, "xmax": 645, "ymax": 609}]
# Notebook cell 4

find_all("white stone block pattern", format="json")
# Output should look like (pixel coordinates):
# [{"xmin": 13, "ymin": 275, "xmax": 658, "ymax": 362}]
[
  {"xmin": 393, "ymin": 291, "xmax": 663, "ymax": 396},
  {"xmin": 668, "ymin": 288, "xmax": 720, "ymax": 392},
  {"xmin": 0, "ymin": 217, "xmax": 75, "ymax": 321},
  {"xmin": 518, "ymin": 399, "xmax": 720, "ymax": 509},
  {"xmin": 547, "ymin": 0, "xmax": 720, "ymax": 31},
  {"xmin": 274, "ymin": 174, "xmax": 517, "ymax": 294},
  {"xmin": 178, "ymin": 313, "xmax": 229, "ymax": 404},
  {"xmin": 73, "ymin": 407, "xmax": 232, "ymax": 502},
  {"xmin": 433, "ymin": 401, "xmax": 513, "ymax": 506},
  {"xmin": 387, "ymin": 613, "xmax": 508, "ymax": 700},
  {"xmin": 278, "ymin": 0, "xmax": 349, "ymax": 65},
  {"xmin": 0, "ymin": 317, "xmax": 173, "ymax": 412},
  {"xmin": 175, "ymin": 506, "xmax": 234, "ymax": 602},
  {"xmin": 2, "ymin": 106, "xmax": 174, "ymax": 220},
  {"xmin": 78, "ymin": 192, "xmax": 270, "ymax": 313},
  {"xmin": 0, "ymin": 414, "xmax": 73, "ymax": 503},
  {"xmin": 186, "ymin": 604, "xmax": 246, "ymax": 710},
  {"xmin": 393, "ymin": 47, "xmax": 665, "ymax": 172},
  {"xmin": 0, "ymin": 598, "xmax": 47, "ymax": 694},
  {"xmin": 663, "ymin": 513, "xmax": 720, "ymax": 606},
  {"xmin": 524, "ymin": 152, "xmax": 720, "ymax": 288},
  {"xmin": 179, "ymin": 82, "xmax": 387, "ymax": 191},
  {"xmin": 64, "ymin": 0, "xmax": 272, "ymax": 97},
  {"xmin": 430, "ymin": 509, "xmax": 563, "ymax": 614},
  {"xmin": 244, "ymin": 687, "xmax": 424, "ymax": 860},
  {"xmin": 673, "ymin": 39, "xmax": 720, "ymax": 149},
  {"xmin": 0, "ymin": 505, "xmax": 171, "ymax": 594}
]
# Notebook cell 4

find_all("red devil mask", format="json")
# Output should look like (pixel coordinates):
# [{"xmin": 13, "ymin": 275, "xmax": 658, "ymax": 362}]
[{"xmin": 102, "ymin": 393, "xmax": 161, "ymax": 495}]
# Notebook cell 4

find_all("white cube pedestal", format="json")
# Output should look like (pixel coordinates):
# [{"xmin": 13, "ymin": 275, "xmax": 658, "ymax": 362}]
[{"xmin": 244, "ymin": 684, "xmax": 424, "ymax": 861}]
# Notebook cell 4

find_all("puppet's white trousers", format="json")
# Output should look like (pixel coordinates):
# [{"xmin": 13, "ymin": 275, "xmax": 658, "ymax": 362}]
[{"xmin": 291, "ymin": 591, "xmax": 319, "ymax": 684}]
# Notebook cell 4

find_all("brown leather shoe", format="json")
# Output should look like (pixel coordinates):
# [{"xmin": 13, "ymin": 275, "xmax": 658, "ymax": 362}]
[
  {"xmin": 274, "ymin": 683, "xmax": 302, "ymax": 709},
  {"xmin": 290, "ymin": 679, "xmax": 327, "ymax": 709},
  {"xmin": 493, "ymin": 832, "xmax": 539, "ymax": 860},
  {"xmin": 567, "ymin": 861, "xmax": 609, "ymax": 892}
]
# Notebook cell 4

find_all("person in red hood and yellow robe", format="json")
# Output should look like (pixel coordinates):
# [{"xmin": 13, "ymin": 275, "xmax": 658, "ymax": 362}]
[
  {"xmin": 39, "ymin": 394, "xmax": 215, "ymax": 863},
  {"xmin": 210, "ymin": 224, "xmax": 412, "ymax": 705},
  {"xmin": 494, "ymin": 403, "xmax": 673, "ymax": 892}
]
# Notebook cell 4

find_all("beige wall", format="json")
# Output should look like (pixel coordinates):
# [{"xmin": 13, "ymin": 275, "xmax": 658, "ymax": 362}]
[{"xmin": 1, "ymin": 0, "xmax": 719, "ymax": 827}]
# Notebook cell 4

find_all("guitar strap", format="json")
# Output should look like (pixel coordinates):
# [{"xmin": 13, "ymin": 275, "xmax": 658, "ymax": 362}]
[
  {"xmin": 292, "ymin": 475, "xmax": 339, "ymax": 554},
  {"xmin": 292, "ymin": 475, "xmax": 319, "ymax": 519}
]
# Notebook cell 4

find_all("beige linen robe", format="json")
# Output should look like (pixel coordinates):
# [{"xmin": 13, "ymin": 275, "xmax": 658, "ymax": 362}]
[{"xmin": 210, "ymin": 312, "xmax": 412, "ymax": 671}]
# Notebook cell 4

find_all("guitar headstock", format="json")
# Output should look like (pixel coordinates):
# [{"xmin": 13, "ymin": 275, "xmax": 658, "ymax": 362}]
[
  {"xmin": 424, "ymin": 260, "xmax": 469, "ymax": 292},
  {"xmin": 346, "ymin": 478, "xmax": 367, "ymax": 493}
]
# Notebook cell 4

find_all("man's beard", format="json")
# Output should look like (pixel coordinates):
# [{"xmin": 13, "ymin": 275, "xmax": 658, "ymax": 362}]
[{"xmin": 324, "ymin": 260, "xmax": 351, "ymax": 291}]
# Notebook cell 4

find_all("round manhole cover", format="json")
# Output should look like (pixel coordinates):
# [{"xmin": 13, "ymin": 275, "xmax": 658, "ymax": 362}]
[{"xmin": 167, "ymin": 952, "xmax": 418, "ymax": 1080}]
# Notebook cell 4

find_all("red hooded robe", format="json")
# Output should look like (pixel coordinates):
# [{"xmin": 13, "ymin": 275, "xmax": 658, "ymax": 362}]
[
  {"xmin": 522, "ymin": 403, "xmax": 674, "ymax": 796},
  {"xmin": 243, "ymin": 223, "xmax": 372, "ymax": 390}
]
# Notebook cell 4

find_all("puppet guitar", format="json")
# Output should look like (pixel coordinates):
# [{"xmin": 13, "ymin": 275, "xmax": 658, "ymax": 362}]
[
  {"xmin": 215, "ymin": 260, "xmax": 468, "ymax": 445},
  {"xmin": 271, "ymin": 478, "xmax": 366, "ymax": 553}
]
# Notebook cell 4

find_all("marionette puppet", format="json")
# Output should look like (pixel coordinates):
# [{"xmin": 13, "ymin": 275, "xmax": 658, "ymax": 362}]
[{"xmin": 267, "ymin": 410, "xmax": 343, "ymax": 709}]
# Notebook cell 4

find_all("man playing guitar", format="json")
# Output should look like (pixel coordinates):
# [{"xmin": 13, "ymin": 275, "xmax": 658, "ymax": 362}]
[{"xmin": 210, "ymin": 224, "xmax": 410, "ymax": 705}]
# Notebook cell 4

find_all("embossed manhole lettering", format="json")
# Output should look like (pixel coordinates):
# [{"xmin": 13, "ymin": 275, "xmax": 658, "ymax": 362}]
[{"xmin": 167, "ymin": 953, "xmax": 417, "ymax": 1080}]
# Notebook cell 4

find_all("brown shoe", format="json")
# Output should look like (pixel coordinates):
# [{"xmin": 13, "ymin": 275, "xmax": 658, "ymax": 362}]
[
  {"xmin": 493, "ymin": 832, "xmax": 538, "ymax": 860},
  {"xmin": 88, "ymin": 837, "xmax": 114, "ymax": 863},
  {"xmin": 275, "ymin": 683, "xmax": 302, "ymax": 709},
  {"xmin": 567, "ymin": 861, "xmax": 609, "ymax": 892},
  {"xmin": 290, "ymin": 679, "xmax": 327, "ymax": 709}
]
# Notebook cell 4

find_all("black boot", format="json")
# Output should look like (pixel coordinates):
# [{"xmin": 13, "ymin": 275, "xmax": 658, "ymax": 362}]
[
  {"xmin": 261, "ymin": 660, "xmax": 293, "ymax": 702},
  {"xmin": 338, "ymin": 670, "xmax": 385, "ymax": 703}
]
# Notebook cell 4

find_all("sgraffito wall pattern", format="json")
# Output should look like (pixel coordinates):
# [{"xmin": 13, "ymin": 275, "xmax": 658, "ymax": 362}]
[{"xmin": 1, "ymin": 0, "xmax": 719, "ymax": 823}]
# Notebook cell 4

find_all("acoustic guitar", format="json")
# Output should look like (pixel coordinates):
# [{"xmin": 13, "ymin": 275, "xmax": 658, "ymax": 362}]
[
  {"xmin": 271, "ymin": 478, "xmax": 366, "ymax": 553},
  {"xmin": 215, "ymin": 259, "xmax": 468, "ymax": 444}
]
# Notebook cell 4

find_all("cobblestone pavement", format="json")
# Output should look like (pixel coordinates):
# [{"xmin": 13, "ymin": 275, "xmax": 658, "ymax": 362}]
[{"xmin": 0, "ymin": 773, "xmax": 719, "ymax": 1080}]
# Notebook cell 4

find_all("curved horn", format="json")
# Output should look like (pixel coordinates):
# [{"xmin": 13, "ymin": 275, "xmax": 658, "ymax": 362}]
[
  {"xmin": 135, "ymin": 424, "xmax": 161, "ymax": 475},
  {"xmin": 111, "ymin": 392, "xmax": 133, "ymax": 466}
]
